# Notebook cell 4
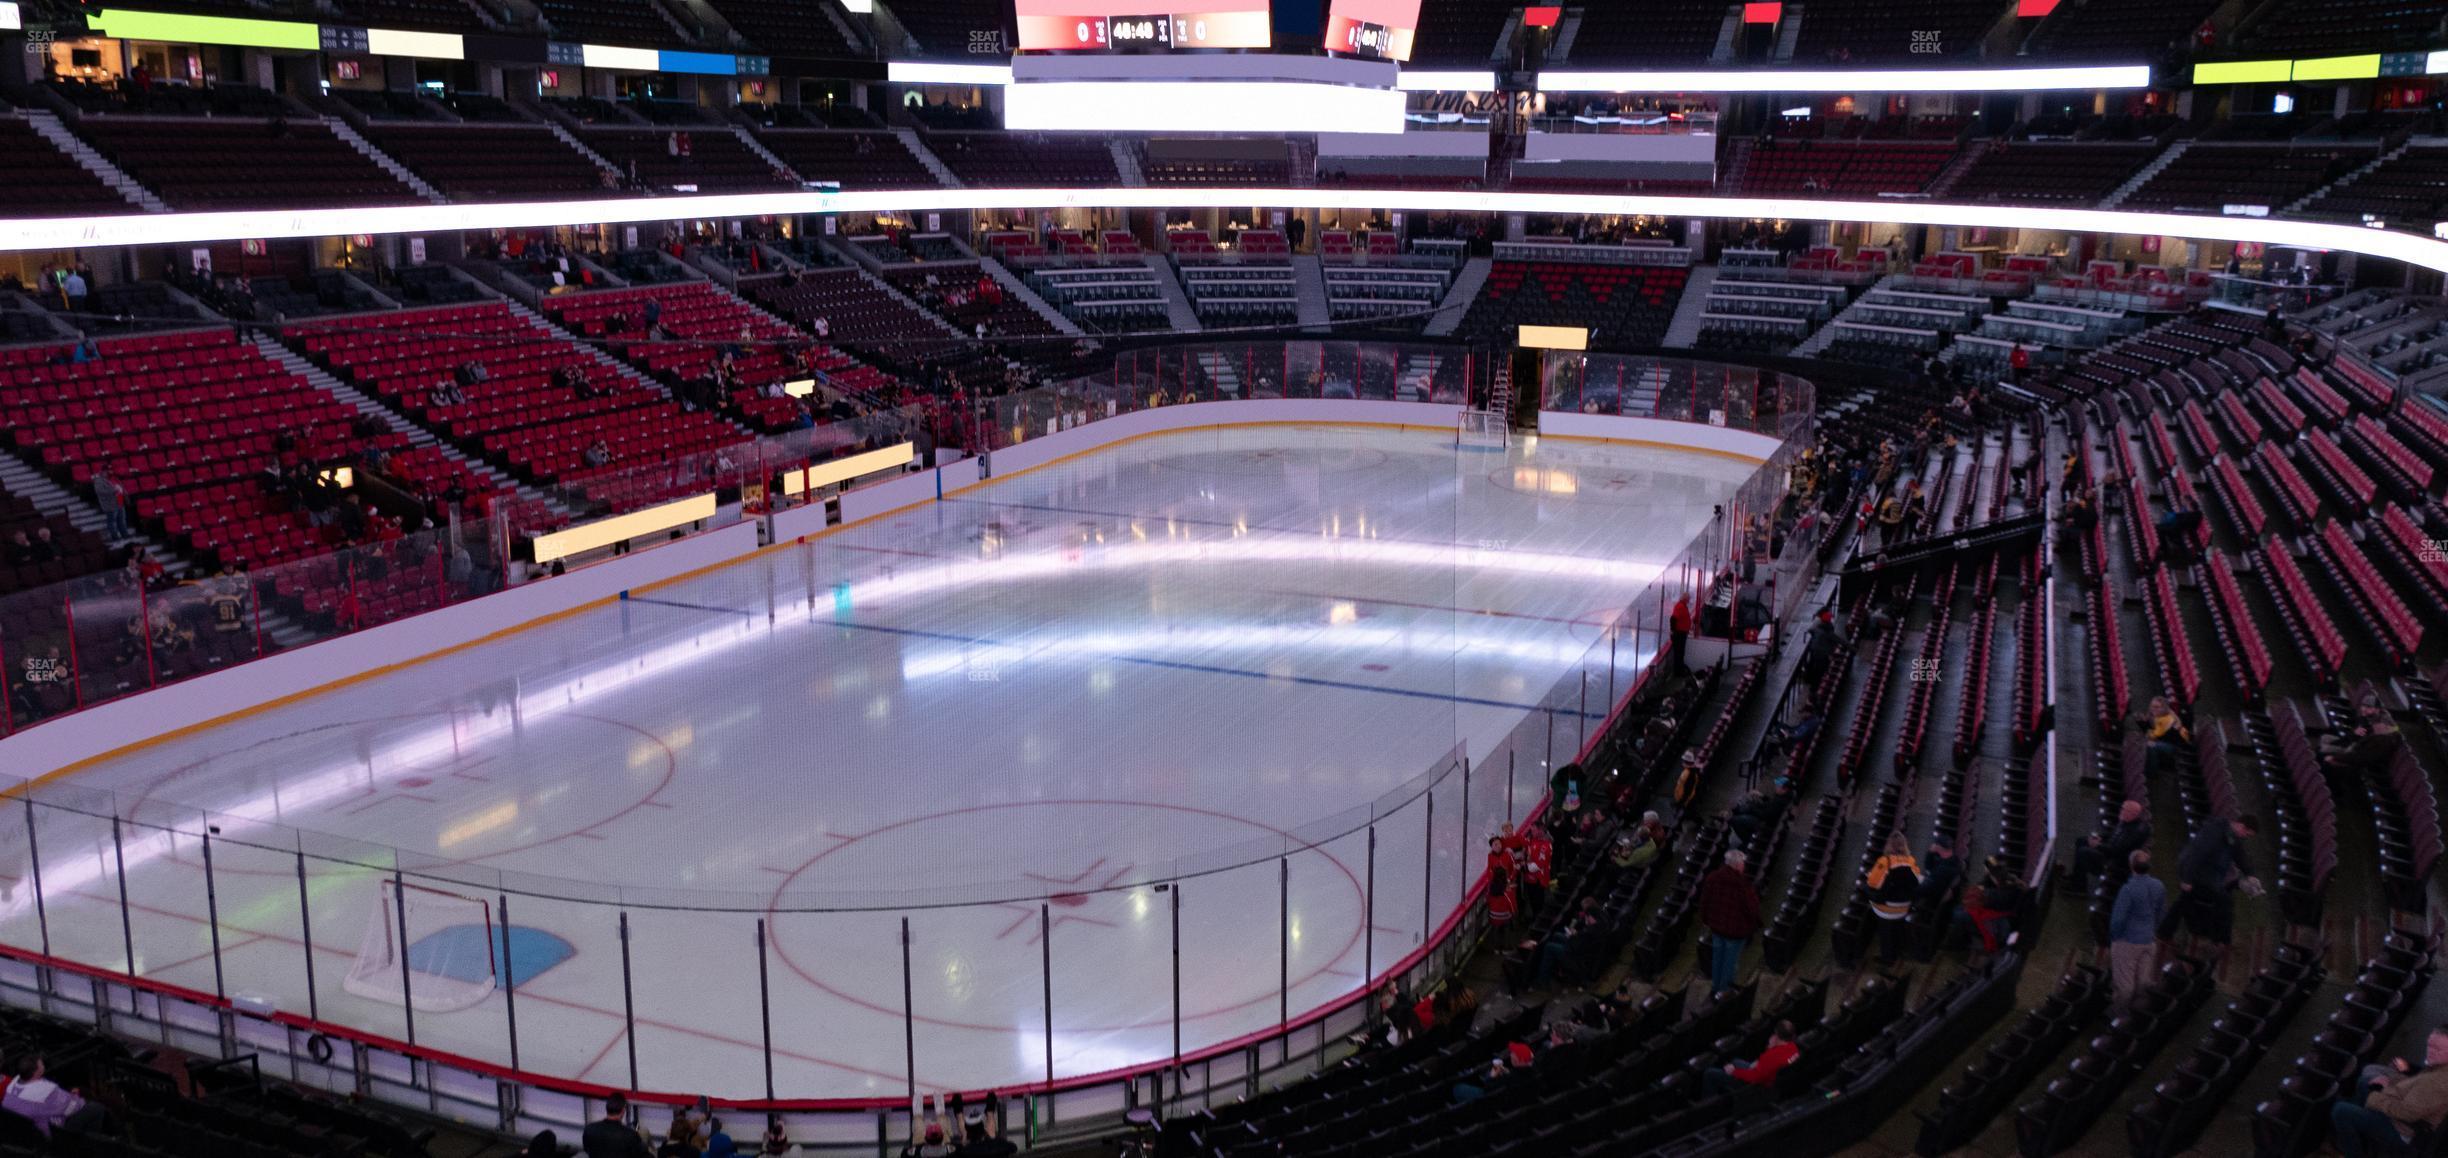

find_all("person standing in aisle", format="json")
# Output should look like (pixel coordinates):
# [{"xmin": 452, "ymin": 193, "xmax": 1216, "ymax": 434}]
[
  {"xmin": 2107, "ymin": 850, "xmax": 2165, "ymax": 1013},
  {"xmin": 1668, "ymin": 594, "xmax": 1693, "ymax": 677},
  {"xmin": 1867, "ymin": 834, "xmax": 1921, "ymax": 967},
  {"xmin": 1698, "ymin": 849, "xmax": 1760, "ymax": 997}
]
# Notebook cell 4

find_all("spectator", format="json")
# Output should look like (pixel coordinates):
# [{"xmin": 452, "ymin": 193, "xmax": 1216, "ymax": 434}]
[
  {"xmin": 1867, "ymin": 833, "xmax": 1920, "ymax": 966},
  {"xmin": 2072, "ymin": 799, "xmax": 2151, "ymax": 894},
  {"xmin": 0, "ymin": 1056, "xmax": 101, "ymax": 1137},
  {"xmin": 903, "ymin": 1094, "xmax": 955, "ymax": 1158},
  {"xmin": 4, "ymin": 531, "xmax": 32, "ymax": 566},
  {"xmin": 2321, "ymin": 693, "xmax": 2402, "ymax": 774},
  {"xmin": 1799, "ymin": 609, "xmax": 1838, "ymax": 690},
  {"xmin": 1450, "ymin": 1042, "xmax": 1533, "ymax": 1104},
  {"xmin": 2141, "ymin": 697, "xmax": 2189, "ymax": 780},
  {"xmin": 1700, "ymin": 1020, "xmax": 1799, "ymax": 1098},
  {"xmin": 1917, "ymin": 841, "xmax": 1961, "ymax": 908},
  {"xmin": 1778, "ymin": 710, "xmax": 1823, "ymax": 761},
  {"xmin": 1698, "ymin": 848, "xmax": 1760, "ymax": 997},
  {"xmin": 2108, "ymin": 850, "xmax": 2165, "ymax": 1013},
  {"xmin": 2154, "ymin": 504, "xmax": 2203, "ymax": 563},
  {"xmin": 2164, "ymin": 813, "xmax": 2260, "ymax": 973},
  {"xmin": 952, "ymin": 1094, "xmax": 1016, "ymax": 1157},
  {"xmin": 1486, "ymin": 866, "xmax": 1517, "ymax": 929},
  {"xmin": 1518, "ymin": 822, "xmax": 1553, "ymax": 916},
  {"xmin": 658, "ymin": 1111, "xmax": 701, "ymax": 1157},
  {"xmin": 1615, "ymin": 811, "xmax": 1670, "ymax": 871},
  {"xmin": 1518, "ymin": 905, "xmax": 1600, "ymax": 993},
  {"xmin": 61, "ymin": 267, "xmax": 87, "ymax": 314},
  {"xmin": 1667, "ymin": 594, "xmax": 1692, "ymax": 675},
  {"xmin": 585, "ymin": 440, "xmax": 614, "ymax": 468},
  {"xmin": 1729, "ymin": 779, "xmax": 1792, "ymax": 844},
  {"xmin": 524, "ymin": 1130, "xmax": 561, "ymax": 1158},
  {"xmin": 760, "ymin": 1115, "xmax": 791, "ymax": 1156},
  {"xmin": 2330, "ymin": 1023, "xmax": 2448, "ymax": 1158},
  {"xmin": 1952, "ymin": 856, "xmax": 2020, "ymax": 957},
  {"xmin": 1873, "ymin": 493, "xmax": 1905, "ymax": 549}
]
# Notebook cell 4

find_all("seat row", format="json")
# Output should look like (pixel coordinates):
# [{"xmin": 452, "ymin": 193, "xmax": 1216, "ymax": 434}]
[
  {"xmin": 2307, "ymin": 520, "xmax": 2423, "ymax": 666},
  {"xmin": 2370, "ymin": 746, "xmax": 2445, "ymax": 916},
  {"xmin": 2250, "ymin": 929, "xmax": 2437, "ymax": 1158},
  {"xmin": 2140, "ymin": 565, "xmax": 2198, "ymax": 708},
  {"xmin": 2014, "ymin": 955, "xmax": 2215, "ymax": 1156},
  {"xmin": 1837, "ymin": 574, "xmax": 1917, "ymax": 791},
  {"xmin": 2202, "ymin": 551, "xmax": 2274, "ymax": 697},
  {"xmin": 2086, "ymin": 579, "xmax": 2128, "ymax": 734},
  {"xmin": 2253, "ymin": 702, "xmax": 2342, "ymax": 928},
  {"xmin": 2257, "ymin": 541, "xmax": 2349, "ymax": 686},
  {"xmin": 2011, "ymin": 550, "xmax": 2049, "ymax": 750},
  {"xmin": 2127, "ymin": 942, "xmax": 2328, "ymax": 1158},
  {"xmin": 1917, "ymin": 965, "xmax": 2108, "ymax": 1155},
  {"xmin": 1953, "ymin": 553, "xmax": 1999, "ymax": 766},
  {"xmin": 1826, "ymin": 780, "xmax": 1908, "ymax": 970}
]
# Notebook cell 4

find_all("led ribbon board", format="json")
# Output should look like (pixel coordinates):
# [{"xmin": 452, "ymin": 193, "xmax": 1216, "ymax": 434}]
[
  {"xmin": 1539, "ymin": 63, "xmax": 2151, "ymax": 91},
  {"xmin": 530, "ymin": 494, "xmax": 719, "ymax": 563},
  {"xmin": 11, "ymin": 188, "xmax": 2448, "ymax": 274},
  {"xmin": 779, "ymin": 443, "xmax": 916, "ymax": 496},
  {"xmin": 87, "ymin": 9, "xmax": 321, "ymax": 49}
]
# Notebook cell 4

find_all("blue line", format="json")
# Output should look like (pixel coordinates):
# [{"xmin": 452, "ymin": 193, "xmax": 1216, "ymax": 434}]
[
  {"xmin": 625, "ymin": 596, "xmax": 755, "ymax": 617},
  {"xmin": 819, "ymin": 617, "xmax": 1600, "ymax": 717}
]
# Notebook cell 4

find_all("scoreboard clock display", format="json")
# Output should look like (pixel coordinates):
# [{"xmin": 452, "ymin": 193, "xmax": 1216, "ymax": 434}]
[
  {"xmin": 1324, "ymin": 0, "xmax": 1420, "ymax": 60},
  {"xmin": 1014, "ymin": 1, "xmax": 1273, "ymax": 50}
]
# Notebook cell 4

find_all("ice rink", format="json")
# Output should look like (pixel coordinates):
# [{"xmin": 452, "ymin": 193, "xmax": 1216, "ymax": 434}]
[{"xmin": 0, "ymin": 423, "xmax": 1762, "ymax": 1099}]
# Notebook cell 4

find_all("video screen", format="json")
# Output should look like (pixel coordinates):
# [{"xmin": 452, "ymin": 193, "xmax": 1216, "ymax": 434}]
[
  {"xmin": 1324, "ymin": 0, "xmax": 1419, "ymax": 60},
  {"xmin": 1013, "ymin": 0, "xmax": 1274, "ymax": 51}
]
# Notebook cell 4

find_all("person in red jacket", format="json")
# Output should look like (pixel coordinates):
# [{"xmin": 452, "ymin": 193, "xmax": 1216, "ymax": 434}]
[
  {"xmin": 1697, "ymin": 849, "xmax": 1761, "ymax": 997},
  {"xmin": 1702, "ymin": 1021, "xmax": 1800, "ymax": 1098},
  {"xmin": 1668, "ymin": 595, "xmax": 1693, "ymax": 676},
  {"xmin": 1487, "ymin": 866, "xmax": 1517, "ymax": 929},
  {"xmin": 1519, "ymin": 823, "xmax": 1554, "ymax": 917}
]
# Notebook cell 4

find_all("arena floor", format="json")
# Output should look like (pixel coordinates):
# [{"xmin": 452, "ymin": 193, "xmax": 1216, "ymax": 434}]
[{"xmin": 0, "ymin": 424, "xmax": 1763, "ymax": 1099}]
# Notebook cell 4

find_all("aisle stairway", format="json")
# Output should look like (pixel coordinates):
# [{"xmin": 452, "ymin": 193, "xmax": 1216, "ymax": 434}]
[
  {"xmin": 1424, "ymin": 256, "xmax": 1491, "ymax": 337},
  {"xmin": 1661, "ymin": 264, "xmax": 1723, "ymax": 349},
  {"xmin": 1141, "ymin": 254, "xmax": 1204, "ymax": 333},
  {"xmin": 1292, "ymin": 254, "xmax": 1332, "ymax": 331}
]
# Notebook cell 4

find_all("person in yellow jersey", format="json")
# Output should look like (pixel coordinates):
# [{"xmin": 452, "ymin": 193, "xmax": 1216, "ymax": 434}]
[
  {"xmin": 1865, "ymin": 833, "xmax": 1920, "ymax": 967},
  {"xmin": 2142, "ymin": 696, "xmax": 2190, "ymax": 780}
]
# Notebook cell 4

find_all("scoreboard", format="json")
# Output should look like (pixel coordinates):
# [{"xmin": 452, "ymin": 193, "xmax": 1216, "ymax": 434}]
[
  {"xmin": 1324, "ymin": 0, "xmax": 1421, "ymax": 61},
  {"xmin": 1003, "ymin": 0, "xmax": 1411, "ymax": 133},
  {"xmin": 1013, "ymin": 1, "xmax": 1275, "ymax": 51}
]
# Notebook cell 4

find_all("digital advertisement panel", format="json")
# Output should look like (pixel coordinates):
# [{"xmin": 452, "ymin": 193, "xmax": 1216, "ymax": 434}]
[
  {"xmin": 1013, "ymin": 0, "xmax": 1274, "ymax": 51},
  {"xmin": 1324, "ymin": 0, "xmax": 1420, "ymax": 61}
]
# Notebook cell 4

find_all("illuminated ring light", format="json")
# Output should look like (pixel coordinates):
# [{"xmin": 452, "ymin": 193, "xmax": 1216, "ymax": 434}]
[{"xmin": 6, "ymin": 187, "xmax": 2441, "ymax": 272}]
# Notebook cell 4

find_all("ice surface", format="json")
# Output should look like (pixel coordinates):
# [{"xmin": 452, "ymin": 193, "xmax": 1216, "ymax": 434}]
[{"xmin": 5, "ymin": 425, "xmax": 1759, "ymax": 1097}]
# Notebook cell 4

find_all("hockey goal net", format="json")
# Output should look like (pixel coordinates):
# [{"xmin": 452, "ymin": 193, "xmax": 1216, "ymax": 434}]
[
  {"xmin": 343, "ymin": 880, "xmax": 499, "ymax": 1013},
  {"xmin": 1457, "ymin": 408, "xmax": 1509, "ymax": 449}
]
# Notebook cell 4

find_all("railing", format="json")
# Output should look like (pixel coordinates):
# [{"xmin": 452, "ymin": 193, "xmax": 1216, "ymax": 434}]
[
  {"xmin": 1534, "ymin": 351, "xmax": 1814, "ymax": 443},
  {"xmin": 0, "ymin": 341, "xmax": 1807, "ymax": 1153}
]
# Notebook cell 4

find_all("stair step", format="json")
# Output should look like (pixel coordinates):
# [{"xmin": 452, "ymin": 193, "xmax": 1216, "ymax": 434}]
[
  {"xmin": 1424, "ymin": 256, "xmax": 1491, "ymax": 338},
  {"xmin": 21, "ymin": 111, "xmax": 166, "ymax": 212},
  {"xmin": 1139, "ymin": 254, "xmax": 1204, "ymax": 333}
]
